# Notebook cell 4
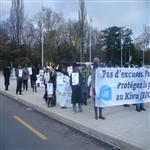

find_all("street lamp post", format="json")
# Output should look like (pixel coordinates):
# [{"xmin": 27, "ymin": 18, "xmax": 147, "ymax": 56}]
[
  {"xmin": 128, "ymin": 43, "xmax": 132, "ymax": 65},
  {"xmin": 80, "ymin": 38, "xmax": 82, "ymax": 62},
  {"xmin": 41, "ymin": 0, "xmax": 44, "ymax": 67},
  {"xmin": 41, "ymin": 24, "xmax": 44, "ymax": 67},
  {"xmin": 120, "ymin": 27, "xmax": 123, "ymax": 67},
  {"xmin": 89, "ymin": 18, "xmax": 92, "ymax": 62},
  {"xmin": 143, "ymin": 45, "xmax": 145, "ymax": 66}
]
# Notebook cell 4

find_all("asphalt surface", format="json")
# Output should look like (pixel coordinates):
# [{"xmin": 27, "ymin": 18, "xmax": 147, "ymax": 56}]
[{"xmin": 0, "ymin": 94, "xmax": 121, "ymax": 150}]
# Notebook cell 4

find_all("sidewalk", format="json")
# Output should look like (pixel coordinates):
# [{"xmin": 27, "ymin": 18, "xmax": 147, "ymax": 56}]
[{"xmin": 0, "ymin": 75, "xmax": 150, "ymax": 150}]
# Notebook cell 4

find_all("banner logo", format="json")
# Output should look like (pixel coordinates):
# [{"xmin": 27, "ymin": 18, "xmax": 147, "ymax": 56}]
[{"xmin": 98, "ymin": 85, "xmax": 112, "ymax": 101}]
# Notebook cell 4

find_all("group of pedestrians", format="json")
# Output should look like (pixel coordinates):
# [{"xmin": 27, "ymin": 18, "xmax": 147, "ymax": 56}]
[
  {"xmin": 3, "ymin": 64, "xmax": 39, "ymax": 95},
  {"xmin": 3, "ymin": 61, "xmax": 105, "ymax": 120},
  {"xmin": 41, "ymin": 60, "xmax": 106, "ymax": 120},
  {"xmin": 15, "ymin": 64, "xmax": 39, "ymax": 95},
  {"xmin": 3, "ymin": 57, "xmax": 147, "ymax": 121},
  {"xmin": 42, "ymin": 63, "xmax": 90, "ymax": 112}
]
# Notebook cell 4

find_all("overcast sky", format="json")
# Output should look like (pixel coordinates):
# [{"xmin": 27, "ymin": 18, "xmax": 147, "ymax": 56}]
[{"xmin": 1, "ymin": 0, "xmax": 150, "ymax": 38}]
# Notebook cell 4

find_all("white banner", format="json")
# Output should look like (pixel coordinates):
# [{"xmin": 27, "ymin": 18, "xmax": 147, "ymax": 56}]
[{"xmin": 95, "ymin": 68, "xmax": 150, "ymax": 107}]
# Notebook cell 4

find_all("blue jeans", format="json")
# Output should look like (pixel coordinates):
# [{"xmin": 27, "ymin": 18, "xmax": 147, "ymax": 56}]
[{"xmin": 136, "ymin": 103, "xmax": 144, "ymax": 110}]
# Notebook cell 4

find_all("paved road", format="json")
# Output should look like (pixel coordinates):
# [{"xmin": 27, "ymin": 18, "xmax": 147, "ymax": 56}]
[{"xmin": 0, "ymin": 94, "xmax": 121, "ymax": 150}]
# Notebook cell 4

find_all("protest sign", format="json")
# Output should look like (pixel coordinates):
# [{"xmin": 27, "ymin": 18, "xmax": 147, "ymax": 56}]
[
  {"xmin": 39, "ymin": 69, "xmax": 44, "ymax": 76},
  {"xmin": 47, "ymin": 83, "xmax": 53, "ymax": 95},
  {"xmin": 56, "ymin": 73, "xmax": 64, "ymax": 85},
  {"xmin": 56, "ymin": 75, "xmax": 72, "ymax": 107},
  {"xmin": 95, "ymin": 68, "xmax": 150, "ymax": 107},
  {"xmin": 28, "ymin": 67, "xmax": 32, "ymax": 75},
  {"xmin": 18, "ymin": 69, "xmax": 23, "ymax": 77},
  {"xmin": 36, "ymin": 70, "xmax": 44, "ymax": 87},
  {"xmin": 67, "ymin": 66, "xmax": 73, "ymax": 76},
  {"xmin": 71, "ymin": 73, "xmax": 79, "ymax": 85}
]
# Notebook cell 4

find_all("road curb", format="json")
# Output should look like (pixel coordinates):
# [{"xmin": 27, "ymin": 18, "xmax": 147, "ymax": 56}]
[{"xmin": 0, "ymin": 90, "xmax": 143, "ymax": 150}]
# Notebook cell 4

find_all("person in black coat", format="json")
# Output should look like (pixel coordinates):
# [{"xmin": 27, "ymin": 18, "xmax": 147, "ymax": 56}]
[
  {"xmin": 30, "ymin": 66, "xmax": 37, "ymax": 92},
  {"xmin": 15, "ymin": 64, "xmax": 23, "ymax": 95},
  {"xmin": 49, "ymin": 66, "xmax": 56, "ymax": 107},
  {"xmin": 3, "ymin": 64, "xmax": 11, "ymax": 91},
  {"xmin": 70, "ymin": 64, "xmax": 84, "ymax": 112}
]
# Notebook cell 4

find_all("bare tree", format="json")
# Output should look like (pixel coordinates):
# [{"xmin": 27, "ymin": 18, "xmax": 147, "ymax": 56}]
[
  {"xmin": 22, "ymin": 20, "xmax": 37, "ymax": 47},
  {"xmin": 10, "ymin": 0, "xmax": 24, "ymax": 46},
  {"xmin": 34, "ymin": 7, "xmax": 65, "ymax": 63},
  {"xmin": 134, "ymin": 26, "xmax": 150, "ymax": 65},
  {"xmin": 135, "ymin": 26, "xmax": 150, "ymax": 51},
  {"xmin": 78, "ymin": 0, "xmax": 87, "ymax": 62},
  {"xmin": 143, "ymin": 25, "xmax": 150, "ymax": 49}
]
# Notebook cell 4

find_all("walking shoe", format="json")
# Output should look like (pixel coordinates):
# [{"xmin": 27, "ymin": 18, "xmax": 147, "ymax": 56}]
[
  {"xmin": 99, "ymin": 116, "xmax": 105, "ymax": 120},
  {"xmin": 136, "ymin": 109, "xmax": 141, "ymax": 112},
  {"xmin": 95, "ymin": 115, "xmax": 98, "ymax": 120}
]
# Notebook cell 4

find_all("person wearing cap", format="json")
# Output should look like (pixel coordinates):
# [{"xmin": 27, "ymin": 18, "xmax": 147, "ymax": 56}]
[{"xmin": 91, "ymin": 57, "xmax": 105, "ymax": 120}]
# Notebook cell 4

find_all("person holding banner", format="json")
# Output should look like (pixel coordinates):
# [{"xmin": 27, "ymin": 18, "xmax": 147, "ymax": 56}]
[
  {"xmin": 136, "ymin": 60, "xmax": 146, "ymax": 112},
  {"xmin": 70, "ymin": 64, "xmax": 84, "ymax": 112},
  {"xmin": 15, "ymin": 64, "xmax": 23, "ymax": 95},
  {"xmin": 91, "ymin": 57, "xmax": 105, "ymax": 120}
]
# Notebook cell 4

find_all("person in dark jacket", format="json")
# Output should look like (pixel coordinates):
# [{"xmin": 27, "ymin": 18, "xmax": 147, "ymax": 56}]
[
  {"xmin": 3, "ymin": 64, "xmax": 11, "ymax": 91},
  {"xmin": 49, "ymin": 66, "xmax": 56, "ymax": 107},
  {"xmin": 30, "ymin": 66, "xmax": 37, "ymax": 92},
  {"xmin": 15, "ymin": 64, "xmax": 23, "ymax": 95},
  {"xmin": 70, "ymin": 64, "xmax": 84, "ymax": 112},
  {"xmin": 43, "ymin": 66, "xmax": 56, "ymax": 107},
  {"xmin": 81, "ymin": 65, "xmax": 90, "ymax": 105}
]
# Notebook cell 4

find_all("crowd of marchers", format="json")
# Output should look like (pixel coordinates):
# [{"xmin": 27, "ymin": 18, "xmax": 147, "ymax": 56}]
[{"xmin": 3, "ymin": 58, "xmax": 146, "ymax": 120}]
